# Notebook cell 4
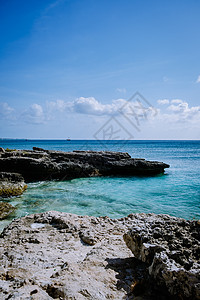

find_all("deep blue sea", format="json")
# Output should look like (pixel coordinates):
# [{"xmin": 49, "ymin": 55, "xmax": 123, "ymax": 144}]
[{"xmin": 0, "ymin": 139, "xmax": 199, "ymax": 230}]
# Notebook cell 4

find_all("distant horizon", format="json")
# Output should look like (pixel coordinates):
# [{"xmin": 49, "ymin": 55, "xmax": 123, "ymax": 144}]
[{"xmin": 1, "ymin": 138, "xmax": 200, "ymax": 141}]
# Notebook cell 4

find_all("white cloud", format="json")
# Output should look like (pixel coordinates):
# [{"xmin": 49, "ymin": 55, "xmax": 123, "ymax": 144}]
[
  {"xmin": 171, "ymin": 99, "xmax": 184, "ymax": 104},
  {"xmin": 46, "ymin": 99, "xmax": 69, "ymax": 120},
  {"xmin": 2, "ymin": 97, "xmax": 199, "ymax": 140},
  {"xmin": 155, "ymin": 99, "xmax": 200, "ymax": 124},
  {"xmin": 71, "ymin": 97, "xmax": 127, "ymax": 116},
  {"xmin": 1, "ymin": 95, "xmax": 199, "ymax": 140},
  {"xmin": 47, "ymin": 99, "xmax": 67, "ymax": 112},
  {"xmin": 0, "ymin": 102, "xmax": 14, "ymax": 119},
  {"xmin": 72, "ymin": 97, "xmax": 106, "ymax": 115},
  {"xmin": 141, "ymin": 98, "xmax": 200, "ymax": 139},
  {"xmin": 157, "ymin": 99, "xmax": 169, "ymax": 105},
  {"xmin": 42, "ymin": 98, "xmax": 200, "ymax": 133},
  {"xmin": 168, "ymin": 102, "xmax": 188, "ymax": 113},
  {"xmin": 196, "ymin": 75, "xmax": 200, "ymax": 83},
  {"xmin": 21, "ymin": 104, "xmax": 45, "ymax": 124},
  {"xmin": 70, "ymin": 97, "xmax": 157, "ymax": 119}
]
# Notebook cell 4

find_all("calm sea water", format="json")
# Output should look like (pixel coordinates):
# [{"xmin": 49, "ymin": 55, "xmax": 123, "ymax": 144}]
[{"xmin": 0, "ymin": 139, "xmax": 199, "ymax": 230}]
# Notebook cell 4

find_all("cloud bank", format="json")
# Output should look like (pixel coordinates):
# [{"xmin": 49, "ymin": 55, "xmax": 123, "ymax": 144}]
[{"xmin": 0, "ymin": 97, "xmax": 199, "ymax": 139}]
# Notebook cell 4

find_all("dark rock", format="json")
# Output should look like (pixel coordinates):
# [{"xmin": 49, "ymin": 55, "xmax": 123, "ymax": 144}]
[
  {"xmin": 0, "ymin": 202, "xmax": 16, "ymax": 219},
  {"xmin": 0, "ymin": 172, "xmax": 24, "ymax": 182},
  {"xmin": 32, "ymin": 147, "xmax": 46, "ymax": 152},
  {"xmin": 0, "ymin": 149, "xmax": 170, "ymax": 181},
  {"xmin": 0, "ymin": 172, "xmax": 27, "ymax": 197},
  {"xmin": 79, "ymin": 230, "xmax": 98, "ymax": 245}
]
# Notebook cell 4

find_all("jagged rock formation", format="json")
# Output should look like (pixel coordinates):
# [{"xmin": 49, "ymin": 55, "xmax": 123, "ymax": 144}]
[
  {"xmin": 0, "ymin": 211, "xmax": 199, "ymax": 299},
  {"xmin": 0, "ymin": 148, "xmax": 169, "ymax": 181},
  {"xmin": 0, "ymin": 172, "xmax": 27, "ymax": 197},
  {"xmin": 124, "ymin": 214, "xmax": 200, "ymax": 299}
]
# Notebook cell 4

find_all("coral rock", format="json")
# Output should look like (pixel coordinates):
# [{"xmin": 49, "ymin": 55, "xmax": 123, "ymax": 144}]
[{"xmin": 124, "ymin": 213, "xmax": 200, "ymax": 299}]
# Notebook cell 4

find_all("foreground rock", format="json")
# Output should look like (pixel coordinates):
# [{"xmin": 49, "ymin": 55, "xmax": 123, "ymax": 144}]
[
  {"xmin": 0, "ymin": 172, "xmax": 27, "ymax": 197},
  {"xmin": 0, "ymin": 148, "xmax": 170, "ymax": 181},
  {"xmin": 0, "ymin": 202, "xmax": 16, "ymax": 219},
  {"xmin": 124, "ymin": 214, "xmax": 200, "ymax": 299},
  {"xmin": 0, "ymin": 211, "xmax": 199, "ymax": 299}
]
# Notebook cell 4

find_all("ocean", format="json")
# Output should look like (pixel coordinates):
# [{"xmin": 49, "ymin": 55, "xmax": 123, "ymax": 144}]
[{"xmin": 0, "ymin": 139, "xmax": 199, "ymax": 231}]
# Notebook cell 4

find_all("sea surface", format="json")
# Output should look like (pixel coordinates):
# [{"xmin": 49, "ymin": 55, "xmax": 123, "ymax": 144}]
[{"xmin": 0, "ymin": 139, "xmax": 199, "ymax": 231}]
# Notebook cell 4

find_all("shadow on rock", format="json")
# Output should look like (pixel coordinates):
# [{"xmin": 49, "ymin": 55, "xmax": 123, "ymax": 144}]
[{"xmin": 106, "ymin": 257, "xmax": 174, "ymax": 300}]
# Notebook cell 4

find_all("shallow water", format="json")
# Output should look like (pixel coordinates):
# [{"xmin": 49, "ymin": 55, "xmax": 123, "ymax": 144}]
[{"xmin": 0, "ymin": 140, "xmax": 200, "ymax": 231}]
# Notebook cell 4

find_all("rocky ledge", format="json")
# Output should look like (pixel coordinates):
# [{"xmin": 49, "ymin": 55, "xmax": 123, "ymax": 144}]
[
  {"xmin": 124, "ymin": 214, "xmax": 200, "ymax": 299},
  {"xmin": 0, "ymin": 172, "xmax": 27, "ymax": 197},
  {"xmin": 0, "ymin": 211, "xmax": 199, "ymax": 299},
  {"xmin": 0, "ymin": 147, "xmax": 169, "ymax": 181}
]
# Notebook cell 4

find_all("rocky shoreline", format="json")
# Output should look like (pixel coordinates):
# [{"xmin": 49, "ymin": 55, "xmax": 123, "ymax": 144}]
[
  {"xmin": 0, "ymin": 148, "xmax": 198, "ymax": 298},
  {"xmin": 0, "ymin": 147, "xmax": 169, "ymax": 182},
  {"xmin": 0, "ymin": 211, "xmax": 199, "ymax": 299},
  {"xmin": 0, "ymin": 148, "xmax": 169, "ymax": 219}
]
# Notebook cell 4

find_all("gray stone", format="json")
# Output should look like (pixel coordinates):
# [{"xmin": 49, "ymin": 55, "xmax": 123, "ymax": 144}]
[
  {"xmin": 0, "ymin": 211, "xmax": 134, "ymax": 299},
  {"xmin": 124, "ymin": 213, "xmax": 200, "ymax": 299}
]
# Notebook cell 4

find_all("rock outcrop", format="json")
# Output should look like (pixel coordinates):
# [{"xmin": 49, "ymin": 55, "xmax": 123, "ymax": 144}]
[
  {"xmin": 124, "ymin": 213, "xmax": 200, "ymax": 299},
  {"xmin": 0, "ymin": 148, "xmax": 169, "ymax": 181},
  {"xmin": 0, "ymin": 202, "xmax": 16, "ymax": 219},
  {"xmin": 0, "ymin": 211, "xmax": 199, "ymax": 299},
  {"xmin": 0, "ymin": 172, "xmax": 27, "ymax": 197}
]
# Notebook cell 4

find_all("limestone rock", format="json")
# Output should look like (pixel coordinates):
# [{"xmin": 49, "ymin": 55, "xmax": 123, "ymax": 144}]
[
  {"xmin": 0, "ymin": 211, "xmax": 135, "ymax": 299},
  {"xmin": 0, "ymin": 172, "xmax": 27, "ymax": 197},
  {"xmin": 0, "ymin": 211, "xmax": 198, "ymax": 299},
  {"xmin": 124, "ymin": 213, "xmax": 200, "ymax": 299}
]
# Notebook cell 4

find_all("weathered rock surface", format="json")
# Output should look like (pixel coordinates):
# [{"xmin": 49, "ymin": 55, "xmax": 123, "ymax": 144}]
[
  {"xmin": 124, "ymin": 214, "xmax": 200, "ymax": 299},
  {"xmin": 0, "ymin": 211, "xmax": 199, "ymax": 299},
  {"xmin": 0, "ymin": 172, "xmax": 27, "ymax": 197},
  {"xmin": 0, "ymin": 148, "xmax": 169, "ymax": 181},
  {"xmin": 0, "ymin": 202, "xmax": 16, "ymax": 219},
  {"xmin": 0, "ymin": 211, "xmax": 136, "ymax": 300}
]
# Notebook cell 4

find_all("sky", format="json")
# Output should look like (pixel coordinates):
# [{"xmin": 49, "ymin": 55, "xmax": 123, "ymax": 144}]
[{"xmin": 0, "ymin": 0, "xmax": 200, "ymax": 140}]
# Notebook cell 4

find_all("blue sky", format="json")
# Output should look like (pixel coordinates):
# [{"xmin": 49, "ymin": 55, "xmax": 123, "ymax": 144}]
[{"xmin": 0, "ymin": 0, "xmax": 200, "ymax": 139}]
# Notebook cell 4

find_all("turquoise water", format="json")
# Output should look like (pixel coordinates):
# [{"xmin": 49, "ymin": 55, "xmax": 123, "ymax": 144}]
[{"xmin": 0, "ymin": 140, "xmax": 199, "ymax": 230}]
